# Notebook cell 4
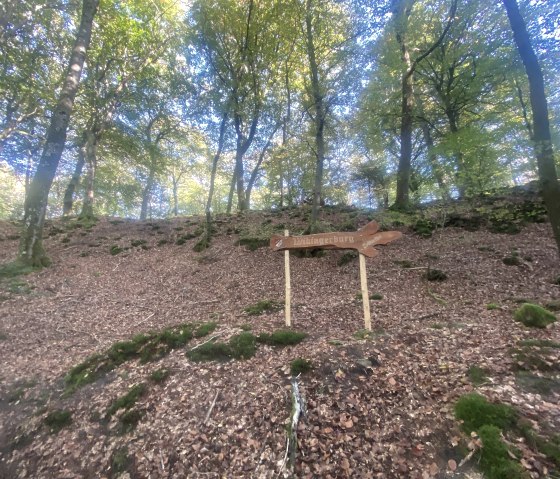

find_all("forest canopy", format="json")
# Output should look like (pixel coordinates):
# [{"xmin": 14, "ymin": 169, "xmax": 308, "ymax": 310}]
[{"xmin": 1, "ymin": 0, "xmax": 558, "ymax": 221}]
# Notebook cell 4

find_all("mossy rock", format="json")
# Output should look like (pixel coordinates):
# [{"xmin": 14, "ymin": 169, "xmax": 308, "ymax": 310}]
[
  {"xmin": 44, "ymin": 410, "xmax": 72, "ymax": 434},
  {"xmin": 514, "ymin": 303, "xmax": 557, "ymax": 328},
  {"xmin": 257, "ymin": 330, "xmax": 307, "ymax": 346},
  {"xmin": 454, "ymin": 393, "xmax": 517, "ymax": 434}
]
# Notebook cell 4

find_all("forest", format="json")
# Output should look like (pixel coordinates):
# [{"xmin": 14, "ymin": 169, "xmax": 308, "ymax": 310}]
[
  {"xmin": 1, "ymin": 0, "xmax": 559, "ymax": 266},
  {"xmin": 1, "ymin": 1, "xmax": 560, "ymax": 478}
]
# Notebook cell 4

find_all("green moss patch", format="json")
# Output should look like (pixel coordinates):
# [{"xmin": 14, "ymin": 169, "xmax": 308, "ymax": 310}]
[
  {"xmin": 413, "ymin": 218, "xmax": 436, "ymax": 238},
  {"xmin": 0, "ymin": 260, "xmax": 39, "ymax": 279},
  {"xmin": 107, "ymin": 384, "xmax": 146, "ymax": 417},
  {"xmin": 514, "ymin": 303, "xmax": 557, "ymax": 328},
  {"xmin": 110, "ymin": 446, "xmax": 132, "ymax": 478},
  {"xmin": 486, "ymin": 303, "xmax": 500, "ymax": 310},
  {"xmin": 244, "ymin": 299, "xmax": 282, "ymax": 316},
  {"xmin": 44, "ymin": 410, "xmax": 72, "ymax": 434},
  {"xmin": 149, "ymin": 368, "xmax": 171, "ymax": 383},
  {"xmin": 118, "ymin": 409, "xmax": 144, "ymax": 434},
  {"xmin": 257, "ymin": 330, "xmax": 307, "ymax": 346},
  {"xmin": 477, "ymin": 425, "xmax": 525, "ymax": 479},
  {"xmin": 290, "ymin": 358, "xmax": 313, "ymax": 376},
  {"xmin": 187, "ymin": 332, "xmax": 257, "ymax": 361},
  {"xmin": 64, "ymin": 323, "xmax": 211, "ymax": 394},
  {"xmin": 194, "ymin": 321, "xmax": 218, "ymax": 338},
  {"xmin": 455, "ymin": 393, "xmax": 517, "ymax": 434},
  {"xmin": 467, "ymin": 365, "xmax": 489, "ymax": 385},
  {"xmin": 110, "ymin": 245, "xmax": 124, "ymax": 256}
]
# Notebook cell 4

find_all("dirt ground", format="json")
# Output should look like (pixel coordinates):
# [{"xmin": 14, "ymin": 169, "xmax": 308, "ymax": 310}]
[{"xmin": 0, "ymin": 208, "xmax": 558, "ymax": 478}]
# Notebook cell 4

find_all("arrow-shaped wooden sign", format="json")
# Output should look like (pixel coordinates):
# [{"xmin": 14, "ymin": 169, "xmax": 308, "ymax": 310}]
[{"xmin": 270, "ymin": 220, "xmax": 402, "ymax": 257}]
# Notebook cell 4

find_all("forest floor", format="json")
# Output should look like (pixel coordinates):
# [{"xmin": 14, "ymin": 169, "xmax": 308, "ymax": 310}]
[{"xmin": 0, "ymin": 194, "xmax": 559, "ymax": 479}]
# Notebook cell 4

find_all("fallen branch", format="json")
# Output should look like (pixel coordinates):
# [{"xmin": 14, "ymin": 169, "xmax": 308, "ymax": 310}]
[
  {"xmin": 188, "ymin": 333, "xmax": 223, "ymax": 352},
  {"xmin": 204, "ymin": 391, "xmax": 219, "ymax": 424},
  {"xmin": 287, "ymin": 377, "xmax": 305, "ymax": 473}
]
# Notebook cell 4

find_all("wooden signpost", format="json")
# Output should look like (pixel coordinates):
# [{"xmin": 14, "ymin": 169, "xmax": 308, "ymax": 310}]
[{"xmin": 270, "ymin": 221, "xmax": 402, "ymax": 330}]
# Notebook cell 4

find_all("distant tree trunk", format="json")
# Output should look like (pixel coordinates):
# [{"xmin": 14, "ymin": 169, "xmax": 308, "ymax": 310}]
[
  {"xmin": 172, "ymin": 176, "xmax": 180, "ymax": 216},
  {"xmin": 19, "ymin": 0, "xmax": 99, "ymax": 266},
  {"xmin": 206, "ymin": 110, "xmax": 229, "ymax": 236},
  {"xmin": 226, "ymin": 170, "xmax": 236, "ymax": 214},
  {"xmin": 503, "ymin": 0, "xmax": 560, "ymax": 257},
  {"xmin": 79, "ymin": 131, "xmax": 98, "ymax": 219},
  {"xmin": 420, "ymin": 120, "xmax": 449, "ymax": 200},
  {"xmin": 62, "ymin": 142, "xmax": 86, "ymax": 216},
  {"xmin": 305, "ymin": 0, "xmax": 327, "ymax": 231},
  {"xmin": 140, "ymin": 166, "xmax": 155, "ymax": 221},
  {"xmin": 245, "ymin": 123, "xmax": 278, "ymax": 209}
]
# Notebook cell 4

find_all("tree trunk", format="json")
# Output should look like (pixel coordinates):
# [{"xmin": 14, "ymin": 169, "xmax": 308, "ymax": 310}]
[
  {"xmin": 79, "ymin": 131, "xmax": 97, "ymax": 219},
  {"xmin": 206, "ymin": 110, "xmax": 228, "ymax": 235},
  {"xmin": 503, "ymin": 0, "xmax": 560, "ymax": 257},
  {"xmin": 172, "ymin": 178, "xmax": 179, "ymax": 216},
  {"xmin": 62, "ymin": 141, "xmax": 86, "ymax": 216},
  {"xmin": 226, "ymin": 170, "xmax": 236, "ymax": 214},
  {"xmin": 19, "ymin": 0, "xmax": 99, "ymax": 266},
  {"xmin": 140, "ymin": 170, "xmax": 155, "ymax": 221},
  {"xmin": 305, "ymin": 0, "xmax": 327, "ymax": 231},
  {"xmin": 245, "ymin": 124, "xmax": 278, "ymax": 210}
]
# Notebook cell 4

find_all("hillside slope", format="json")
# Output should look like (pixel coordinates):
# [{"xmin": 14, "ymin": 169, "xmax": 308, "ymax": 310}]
[{"xmin": 0, "ymin": 201, "xmax": 559, "ymax": 478}]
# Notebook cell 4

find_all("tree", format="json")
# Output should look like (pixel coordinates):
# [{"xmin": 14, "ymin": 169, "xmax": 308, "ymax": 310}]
[
  {"xmin": 503, "ymin": 0, "xmax": 560, "ymax": 256},
  {"xmin": 19, "ymin": 0, "xmax": 100, "ymax": 266}
]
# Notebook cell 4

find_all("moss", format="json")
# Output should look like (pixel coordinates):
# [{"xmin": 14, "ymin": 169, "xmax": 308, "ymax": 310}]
[
  {"xmin": 187, "ymin": 341, "xmax": 233, "ymax": 362},
  {"xmin": 0, "ymin": 260, "xmax": 39, "ymax": 279},
  {"xmin": 370, "ymin": 293, "xmax": 383, "ymax": 300},
  {"xmin": 519, "ymin": 425, "xmax": 560, "ymax": 468},
  {"xmin": 503, "ymin": 254, "xmax": 522, "ymax": 266},
  {"xmin": 118, "ymin": 409, "xmax": 143, "ymax": 434},
  {"xmin": 257, "ymin": 330, "xmax": 307, "ymax": 346},
  {"xmin": 149, "ymin": 368, "xmax": 171, "ymax": 383},
  {"xmin": 44, "ymin": 410, "xmax": 72, "ymax": 434},
  {"xmin": 486, "ymin": 303, "xmax": 500, "ymax": 310},
  {"xmin": 467, "ymin": 365, "xmax": 489, "ymax": 385},
  {"xmin": 110, "ymin": 245, "xmax": 123, "ymax": 255},
  {"xmin": 290, "ymin": 358, "xmax": 313, "ymax": 376},
  {"xmin": 425, "ymin": 269, "xmax": 447, "ymax": 281},
  {"xmin": 337, "ymin": 251, "xmax": 358, "ymax": 266},
  {"xmin": 236, "ymin": 237, "xmax": 269, "ymax": 251},
  {"xmin": 107, "ymin": 383, "xmax": 146, "ymax": 417},
  {"xmin": 454, "ymin": 393, "xmax": 517, "ymax": 434},
  {"xmin": 511, "ymin": 346, "xmax": 556, "ymax": 372},
  {"xmin": 130, "ymin": 239, "xmax": 146, "ymax": 247},
  {"xmin": 514, "ymin": 303, "xmax": 557, "ymax": 328},
  {"xmin": 413, "ymin": 218, "xmax": 436, "ymax": 238},
  {"xmin": 244, "ymin": 299, "xmax": 282, "ymax": 316},
  {"xmin": 64, "ymin": 324, "xmax": 195, "ymax": 394},
  {"xmin": 518, "ymin": 339, "xmax": 560, "ymax": 349},
  {"xmin": 194, "ymin": 321, "xmax": 218, "ymax": 338},
  {"xmin": 228, "ymin": 332, "xmax": 257, "ymax": 359},
  {"xmin": 193, "ymin": 237, "xmax": 210, "ymax": 252},
  {"xmin": 110, "ymin": 446, "xmax": 132, "ymax": 477},
  {"xmin": 431, "ymin": 323, "xmax": 444, "ymax": 329},
  {"xmin": 157, "ymin": 239, "xmax": 168, "ymax": 246},
  {"xmin": 239, "ymin": 323, "xmax": 252, "ymax": 331},
  {"xmin": 477, "ymin": 425, "xmax": 525, "ymax": 479}
]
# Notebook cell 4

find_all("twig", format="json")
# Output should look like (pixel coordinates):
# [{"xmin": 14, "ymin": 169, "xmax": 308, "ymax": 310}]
[
  {"xmin": 188, "ymin": 333, "xmax": 223, "ymax": 352},
  {"xmin": 288, "ymin": 377, "xmax": 305, "ymax": 472},
  {"xmin": 204, "ymin": 391, "xmax": 219, "ymax": 424},
  {"xmin": 136, "ymin": 312, "xmax": 155, "ymax": 326},
  {"xmin": 458, "ymin": 448, "xmax": 476, "ymax": 468}
]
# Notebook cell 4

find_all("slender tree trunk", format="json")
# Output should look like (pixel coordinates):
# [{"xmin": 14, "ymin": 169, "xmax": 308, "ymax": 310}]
[
  {"xmin": 172, "ymin": 178, "xmax": 179, "ymax": 216},
  {"xmin": 79, "ymin": 131, "xmax": 97, "ymax": 219},
  {"xmin": 245, "ymin": 124, "xmax": 278, "ymax": 210},
  {"xmin": 62, "ymin": 142, "xmax": 86, "ymax": 216},
  {"xmin": 420, "ymin": 120, "xmax": 449, "ymax": 200},
  {"xmin": 140, "ymin": 168, "xmax": 155, "ymax": 221},
  {"xmin": 19, "ymin": 0, "xmax": 99, "ymax": 266},
  {"xmin": 503, "ymin": 0, "xmax": 560, "ymax": 256},
  {"xmin": 226, "ymin": 170, "xmax": 236, "ymax": 214},
  {"xmin": 206, "ymin": 110, "xmax": 228, "ymax": 236},
  {"xmin": 234, "ymin": 144, "xmax": 246, "ymax": 212},
  {"xmin": 305, "ymin": 0, "xmax": 326, "ymax": 231}
]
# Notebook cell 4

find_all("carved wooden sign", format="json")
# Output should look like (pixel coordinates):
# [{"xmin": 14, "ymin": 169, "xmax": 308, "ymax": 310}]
[{"xmin": 270, "ymin": 220, "xmax": 402, "ymax": 257}]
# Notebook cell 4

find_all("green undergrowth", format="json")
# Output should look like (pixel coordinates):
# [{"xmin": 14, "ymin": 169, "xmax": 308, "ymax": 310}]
[
  {"xmin": 44, "ymin": 409, "xmax": 72, "ymax": 434},
  {"xmin": 424, "ymin": 269, "xmax": 447, "ymax": 281},
  {"xmin": 467, "ymin": 365, "xmax": 489, "ymax": 385},
  {"xmin": 187, "ymin": 329, "xmax": 307, "ymax": 362},
  {"xmin": 64, "ymin": 322, "xmax": 216, "ymax": 394},
  {"xmin": 514, "ymin": 303, "xmax": 556, "ymax": 328},
  {"xmin": 290, "ymin": 358, "xmax": 313, "ymax": 375},
  {"xmin": 187, "ymin": 332, "xmax": 257, "ymax": 361},
  {"xmin": 149, "ymin": 368, "xmax": 171, "ymax": 383},
  {"xmin": 454, "ymin": 393, "xmax": 560, "ymax": 477},
  {"xmin": 106, "ymin": 383, "xmax": 146, "ymax": 417},
  {"xmin": 244, "ymin": 299, "xmax": 283, "ymax": 315},
  {"xmin": 0, "ymin": 260, "xmax": 40, "ymax": 280}
]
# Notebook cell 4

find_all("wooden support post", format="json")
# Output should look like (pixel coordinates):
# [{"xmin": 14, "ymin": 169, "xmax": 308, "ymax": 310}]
[
  {"xmin": 359, "ymin": 253, "xmax": 371, "ymax": 331},
  {"xmin": 284, "ymin": 229, "xmax": 291, "ymax": 327}
]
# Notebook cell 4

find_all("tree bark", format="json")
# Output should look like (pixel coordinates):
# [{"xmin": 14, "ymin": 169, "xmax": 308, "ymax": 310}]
[
  {"xmin": 206, "ymin": 109, "xmax": 229, "ymax": 234},
  {"xmin": 62, "ymin": 140, "xmax": 86, "ymax": 216},
  {"xmin": 305, "ymin": 0, "xmax": 327, "ymax": 230},
  {"xmin": 79, "ymin": 130, "xmax": 98, "ymax": 219},
  {"xmin": 503, "ymin": 0, "xmax": 560, "ymax": 257},
  {"xmin": 19, "ymin": 0, "xmax": 99, "ymax": 266}
]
